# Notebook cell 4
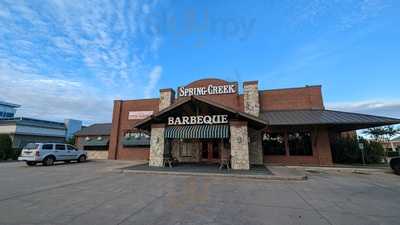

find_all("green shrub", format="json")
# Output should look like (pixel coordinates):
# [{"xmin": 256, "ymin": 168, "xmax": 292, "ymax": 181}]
[
  {"xmin": 363, "ymin": 140, "xmax": 384, "ymax": 163},
  {"xmin": 331, "ymin": 137, "xmax": 385, "ymax": 164},
  {"xmin": 331, "ymin": 137, "xmax": 361, "ymax": 164},
  {"xmin": 387, "ymin": 151, "xmax": 400, "ymax": 158},
  {"xmin": 0, "ymin": 134, "xmax": 13, "ymax": 160}
]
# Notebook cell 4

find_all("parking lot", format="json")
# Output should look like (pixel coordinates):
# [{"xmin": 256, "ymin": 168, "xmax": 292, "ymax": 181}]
[{"xmin": 0, "ymin": 161, "xmax": 399, "ymax": 225}]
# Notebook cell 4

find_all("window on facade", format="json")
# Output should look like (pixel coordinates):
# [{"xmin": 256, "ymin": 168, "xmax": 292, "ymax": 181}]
[
  {"xmin": 288, "ymin": 132, "xmax": 313, "ymax": 156},
  {"xmin": 262, "ymin": 132, "xmax": 286, "ymax": 155},
  {"xmin": 179, "ymin": 141, "xmax": 193, "ymax": 157}
]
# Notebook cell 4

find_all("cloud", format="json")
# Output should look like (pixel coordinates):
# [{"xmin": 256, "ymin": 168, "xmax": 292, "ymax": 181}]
[
  {"xmin": 326, "ymin": 100, "xmax": 400, "ymax": 119},
  {"xmin": 144, "ymin": 65, "xmax": 162, "ymax": 98},
  {"xmin": 0, "ymin": 64, "xmax": 114, "ymax": 124},
  {"xmin": 0, "ymin": 0, "xmax": 164, "ymax": 124},
  {"xmin": 286, "ymin": 0, "xmax": 390, "ymax": 31}
]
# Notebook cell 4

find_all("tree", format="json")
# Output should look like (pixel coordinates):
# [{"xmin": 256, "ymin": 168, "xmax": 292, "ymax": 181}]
[
  {"xmin": 363, "ymin": 126, "xmax": 400, "ymax": 142},
  {"xmin": 0, "ymin": 134, "xmax": 13, "ymax": 160},
  {"xmin": 65, "ymin": 136, "xmax": 76, "ymax": 145},
  {"xmin": 363, "ymin": 126, "xmax": 400, "ymax": 162}
]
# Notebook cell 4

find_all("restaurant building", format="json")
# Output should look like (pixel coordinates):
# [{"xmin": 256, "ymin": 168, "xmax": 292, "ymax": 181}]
[{"xmin": 108, "ymin": 78, "xmax": 400, "ymax": 169}]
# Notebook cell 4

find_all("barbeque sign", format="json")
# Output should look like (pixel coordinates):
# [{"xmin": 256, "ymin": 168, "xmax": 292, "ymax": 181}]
[{"xmin": 168, "ymin": 115, "xmax": 228, "ymax": 126}]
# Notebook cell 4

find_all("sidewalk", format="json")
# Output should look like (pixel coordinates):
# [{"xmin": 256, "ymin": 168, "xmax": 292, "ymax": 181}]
[{"xmin": 118, "ymin": 163, "xmax": 307, "ymax": 181}]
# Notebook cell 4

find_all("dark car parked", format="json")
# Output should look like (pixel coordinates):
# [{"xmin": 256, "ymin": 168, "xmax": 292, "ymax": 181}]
[{"xmin": 390, "ymin": 157, "xmax": 400, "ymax": 175}]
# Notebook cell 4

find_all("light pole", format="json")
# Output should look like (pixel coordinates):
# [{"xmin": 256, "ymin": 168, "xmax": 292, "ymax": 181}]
[{"xmin": 359, "ymin": 142, "xmax": 366, "ymax": 166}]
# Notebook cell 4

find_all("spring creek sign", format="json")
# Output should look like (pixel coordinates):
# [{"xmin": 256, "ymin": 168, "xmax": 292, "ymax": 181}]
[
  {"xmin": 167, "ymin": 115, "xmax": 228, "ymax": 126},
  {"xmin": 178, "ymin": 84, "xmax": 236, "ymax": 97}
]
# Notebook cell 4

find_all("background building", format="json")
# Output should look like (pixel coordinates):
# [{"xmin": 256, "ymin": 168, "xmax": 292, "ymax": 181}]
[
  {"xmin": 0, "ymin": 101, "xmax": 20, "ymax": 118},
  {"xmin": 74, "ymin": 123, "xmax": 112, "ymax": 159},
  {"xmin": 0, "ymin": 100, "xmax": 82, "ymax": 149}
]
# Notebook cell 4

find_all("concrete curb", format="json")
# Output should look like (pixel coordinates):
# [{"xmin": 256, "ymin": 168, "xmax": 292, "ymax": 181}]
[
  {"xmin": 289, "ymin": 166, "xmax": 391, "ymax": 173},
  {"xmin": 120, "ymin": 169, "xmax": 308, "ymax": 181}
]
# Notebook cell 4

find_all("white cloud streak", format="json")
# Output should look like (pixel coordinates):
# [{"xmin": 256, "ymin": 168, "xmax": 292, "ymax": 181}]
[
  {"xmin": 327, "ymin": 100, "xmax": 400, "ymax": 119},
  {"xmin": 0, "ymin": 0, "xmax": 164, "ymax": 124},
  {"xmin": 144, "ymin": 65, "xmax": 162, "ymax": 98}
]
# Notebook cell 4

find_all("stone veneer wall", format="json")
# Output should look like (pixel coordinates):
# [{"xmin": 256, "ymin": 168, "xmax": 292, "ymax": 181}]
[
  {"xmin": 170, "ymin": 141, "xmax": 201, "ymax": 163},
  {"xmin": 149, "ymin": 124, "xmax": 165, "ymax": 167},
  {"xmin": 248, "ymin": 128, "xmax": 263, "ymax": 165},
  {"xmin": 230, "ymin": 121, "xmax": 250, "ymax": 170},
  {"xmin": 87, "ymin": 151, "xmax": 108, "ymax": 160},
  {"xmin": 243, "ymin": 81, "xmax": 260, "ymax": 117},
  {"xmin": 159, "ymin": 89, "xmax": 175, "ymax": 111}
]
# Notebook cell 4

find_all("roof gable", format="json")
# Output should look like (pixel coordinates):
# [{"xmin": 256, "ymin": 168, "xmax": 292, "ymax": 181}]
[{"xmin": 134, "ymin": 96, "xmax": 267, "ymax": 130}]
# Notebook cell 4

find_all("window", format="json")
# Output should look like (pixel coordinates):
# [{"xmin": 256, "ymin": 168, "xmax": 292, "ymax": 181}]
[
  {"xmin": 180, "ymin": 141, "xmax": 193, "ymax": 157},
  {"xmin": 262, "ymin": 132, "xmax": 286, "ymax": 155},
  {"xmin": 55, "ymin": 144, "xmax": 66, "ymax": 150},
  {"xmin": 42, "ymin": 144, "xmax": 53, "ymax": 150},
  {"xmin": 67, "ymin": 145, "xmax": 78, "ymax": 151},
  {"xmin": 288, "ymin": 132, "xmax": 313, "ymax": 156},
  {"xmin": 5, "ymin": 112, "xmax": 14, "ymax": 118}
]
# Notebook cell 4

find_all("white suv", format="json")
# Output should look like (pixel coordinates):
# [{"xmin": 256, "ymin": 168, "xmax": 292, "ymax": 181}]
[{"xmin": 18, "ymin": 143, "xmax": 88, "ymax": 166}]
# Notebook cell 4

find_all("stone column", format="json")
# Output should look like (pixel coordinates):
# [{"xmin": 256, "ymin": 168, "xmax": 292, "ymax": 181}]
[
  {"xmin": 243, "ymin": 81, "xmax": 260, "ymax": 117},
  {"xmin": 159, "ymin": 88, "xmax": 175, "ymax": 111},
  {"xmin": 230, "ymin": 121, "xmax": 250, "ymax": 170},
  {"xmin": 149, "ymin": 124, "xmax": 166, "ymax": 167}
]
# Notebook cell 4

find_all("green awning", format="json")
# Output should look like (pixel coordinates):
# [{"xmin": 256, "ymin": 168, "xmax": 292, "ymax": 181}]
[
  {"xmin": 82, "ymin": 137, "xmax": 109, "ymax": 147},
  {"xmin": 165, "ymin": 124, "xmax": 229, "ymax": 139},
  {"xmin": 122, "ymin": 137, "xmax": 150, "ymax": 146}
]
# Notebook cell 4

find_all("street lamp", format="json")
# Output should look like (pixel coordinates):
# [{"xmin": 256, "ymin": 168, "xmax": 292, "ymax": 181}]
[{"xmin": 359, "ymin": 142, "xmax": 366, "ymax": 166}]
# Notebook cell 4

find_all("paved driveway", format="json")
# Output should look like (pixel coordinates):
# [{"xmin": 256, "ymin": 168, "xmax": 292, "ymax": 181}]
[{"xmin": 0, "ymin": 161, "xmax": 399, "ymax": 225}]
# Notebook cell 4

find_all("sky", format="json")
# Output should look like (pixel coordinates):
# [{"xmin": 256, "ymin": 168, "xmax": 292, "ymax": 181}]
[{"xmin": 0, "ymin": 0, "xmax": 399, "ymax": 125}]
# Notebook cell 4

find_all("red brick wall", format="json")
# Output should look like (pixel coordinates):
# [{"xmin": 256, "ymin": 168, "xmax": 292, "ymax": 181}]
[
  {"xmin": 109, "ymin": 98, "xmax": 159, "ymax": 160},
  {"xmin": 260, "ymin": 86, "xmax": 324, "ymax": 111}
]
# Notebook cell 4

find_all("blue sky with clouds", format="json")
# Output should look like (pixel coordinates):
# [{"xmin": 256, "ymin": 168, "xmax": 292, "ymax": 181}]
[{"xmin": 0, "ymin": 0, "xmax": 399, "ymax": 124}]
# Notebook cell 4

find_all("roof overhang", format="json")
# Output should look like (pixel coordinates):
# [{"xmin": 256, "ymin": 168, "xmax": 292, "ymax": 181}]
[
  {"xmin": 261, "ymin": 110, "xmax": 400, "ymax": 132},
  {"xmin": 134, "ymin": 96, "xmax": 267, "ymax": 130}
]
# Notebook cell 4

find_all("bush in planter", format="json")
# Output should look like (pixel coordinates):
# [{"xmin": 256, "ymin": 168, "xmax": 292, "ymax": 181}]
[
  {"xmin": 331, "ymin": 137, "xmax": 385, "ymax": 164},
  {"xmin": 364, "ymin": 140, "xmax": 385, "ymax": 163},
  {"xmin": 0, "ymin": 134, "xmax": 13, "ymax": 160},
  {"xmin": 331, "ymin": 137, "xmax": 361, "ymax": 164}
]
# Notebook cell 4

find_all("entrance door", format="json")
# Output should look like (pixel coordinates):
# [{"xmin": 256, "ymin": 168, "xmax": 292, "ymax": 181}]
[{"xmin": 201, "ymin": 141, "xmax": 220, "ymax": 162}]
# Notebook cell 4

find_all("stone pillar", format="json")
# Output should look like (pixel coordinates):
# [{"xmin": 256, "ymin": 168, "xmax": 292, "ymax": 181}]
[
  {"xmin": 249, "ymin": 128, "xmax": 263, "ymax": 165},
  {"xmin": 149, "ymin": 124, "xmax": 166, "ymax": 167},
  {"xmin": 230, "ymin": 121, "xmax": 250, "ymax": 170},
  {"xmin": 243, "ymin": 81, "xmax": 260, "ymax": 117},
  {"xmin": 159, "ymin": 88, "xmax": 175, "ymax": 111}
]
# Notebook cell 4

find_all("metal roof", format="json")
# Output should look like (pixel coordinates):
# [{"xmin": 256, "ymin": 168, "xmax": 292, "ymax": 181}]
[
  {"xmin": 74, "ymin": 123, "xmax": 112, "ymax": 136},
  {"xmin": 260, "ymin": 110, "xmax": 400, "ymax": 129},
  {"xmin": 0, "ymin": 117, "xmax": 65, "ymax": 129},
  {"xmin": 391, "ymin": 136, "xmax": 400, "ymax": 142},
  {"xmin": 0, "ymin": 101, "xmax": 20, "ymax": 108}
]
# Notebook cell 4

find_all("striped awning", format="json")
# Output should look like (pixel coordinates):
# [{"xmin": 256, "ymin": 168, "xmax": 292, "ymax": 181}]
[
  {"xmin": 82, "ymin": 137, "xmax": 109, "ymax": 147},
  {"xmin": 122, "ymin": 137, "xmax": 150, "ymax": 146},
  {"xmin": 165, "ymin": 125, "xmax": 229, "ymax": 139}
]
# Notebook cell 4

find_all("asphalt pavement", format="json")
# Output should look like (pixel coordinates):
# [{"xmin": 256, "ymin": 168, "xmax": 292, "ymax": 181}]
[{"xmin": 0, "ymin": 160, "xmax": 399, "ymax": 225}]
